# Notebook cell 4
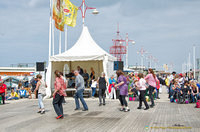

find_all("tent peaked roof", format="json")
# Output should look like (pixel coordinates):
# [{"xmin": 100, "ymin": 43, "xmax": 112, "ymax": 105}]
[{"xmin": 50, "ymin": 26, "xmax": 116, "ymax": 62}]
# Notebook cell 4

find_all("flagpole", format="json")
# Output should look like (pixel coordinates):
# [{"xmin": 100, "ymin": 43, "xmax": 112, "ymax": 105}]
[
  {"xmin": 65, "ymin": 26, "xmax": 67, "ymax": 51},
  {"xmin": 52, "ymin": 21, "xmax": 55, "ymax": 56},
  {"xmin": 48, "ymin": 0, "xmax": 52, "ymax": 59},
  {"xmin": 59, "ymin": 31, "xmax": 62, "ymax": 54}
]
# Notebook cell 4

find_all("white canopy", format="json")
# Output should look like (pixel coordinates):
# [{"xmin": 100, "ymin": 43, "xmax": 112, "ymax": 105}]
[
  {"xmin": 50, "ymin": 26, "xmax": 115, "ymax": 62},
  {"xmin": 45, "ymin": 26, "xmax": 116, "ymax": 98}
]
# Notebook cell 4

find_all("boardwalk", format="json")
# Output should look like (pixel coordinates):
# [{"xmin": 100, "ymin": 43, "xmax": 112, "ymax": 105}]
[{"xmin": 0, "ymin": 86, "xmax": 200, "ymax": 132}]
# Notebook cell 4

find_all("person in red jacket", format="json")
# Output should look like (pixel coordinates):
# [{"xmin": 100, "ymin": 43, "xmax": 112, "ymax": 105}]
[{"xmin": 0, "ymin": 79, "xmax": 7, "ymax": 104}]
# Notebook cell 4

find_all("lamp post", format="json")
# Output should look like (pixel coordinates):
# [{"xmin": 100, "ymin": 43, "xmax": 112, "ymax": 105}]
[
  {"xmin": 125, "ymin": 33, "xmax": 135, "ymax": 69},
  {"xmin": 79, "ymin": 0, "xmax": 99, "ymax": 27}
]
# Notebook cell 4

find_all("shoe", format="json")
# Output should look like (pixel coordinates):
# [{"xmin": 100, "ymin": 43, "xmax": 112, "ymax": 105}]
[
  {"xmin": 124, "ymin": 108, "xmax": 130, "ymax": 112},
  {"xmin": 157, "ymin": 97, "xmax": 160, "ymax": 99},
  {"xmin": 120, "ymin": 108, "xmax": 125, "ymax": 111},
  {"xmin": 37, "ymin": 111, "xmax": 41, "ymax": 113},
  {"xmin": 82, "ymin": 109, "xmax": 88, "ymax": 111},
  {"xmin": 137, "ymin": 107, "xmax": 142, "ymax": 109},
  {"xmin": 56, "ymin": 115, "xmax": 63, "ymax": 119},
  {"xmin": 150, "ymin": 104, "xmax": 155, "ymax": 108},
  {"xmin": 99, "ymin": 103, "xmax": 102, "ymax": 106},
  {"xmin": 103, "ymin": 103, "xmax": 106, "ymax": 106},
  {"xmin": 144, "ymin": 107, "xmax": 149, "ymax": 110},
  {"xmin": 74, "ymin": 108, "xmax": 80, "ymax": 111},
  {"xmin": 40, "ymin": 111, "xmax": 45, "ymax": 114}
]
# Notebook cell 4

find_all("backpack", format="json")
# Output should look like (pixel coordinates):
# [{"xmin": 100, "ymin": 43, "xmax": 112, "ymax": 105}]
[{"xmin": 196, "ymin": 100, "xmax": 200, "ymax": 108}]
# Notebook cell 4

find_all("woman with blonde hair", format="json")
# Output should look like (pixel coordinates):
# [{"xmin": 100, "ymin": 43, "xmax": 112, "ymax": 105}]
[{"xmin": 191, "ymin": 82, "xmax": 199, "ymax": 103}]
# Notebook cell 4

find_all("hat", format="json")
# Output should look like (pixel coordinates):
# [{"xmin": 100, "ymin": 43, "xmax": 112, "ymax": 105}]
[{"xmin": 179, "ymin": 73, "xmax": 183, "ymax": 77}]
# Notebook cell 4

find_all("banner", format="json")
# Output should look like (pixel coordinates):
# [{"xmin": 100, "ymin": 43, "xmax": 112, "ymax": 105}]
[
  {"xmin": 53, "ymin": 0, "xmax": 65, "ymax": 31},
  {"xmin": 63, "ymin": 0, "xmax": 78, "ymax": 27}
]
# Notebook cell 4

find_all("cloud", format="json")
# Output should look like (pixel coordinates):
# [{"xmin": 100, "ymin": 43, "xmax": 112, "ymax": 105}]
[{"xmin": 0, "ymin": 0, "xmax": 200, "ymax": 72}]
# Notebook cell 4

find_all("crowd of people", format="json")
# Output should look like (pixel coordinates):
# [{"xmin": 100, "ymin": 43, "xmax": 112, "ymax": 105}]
[
  {"xmin": 166, "ymin": 72, "xmax": 200, "ymax": 105},
  {"xmin": 0, "ymin": 74, "xmax": 40, "ymax": 104},
  {"xmin": 1, "ymin": 67, "xmax": 200, "ymax": 119}
]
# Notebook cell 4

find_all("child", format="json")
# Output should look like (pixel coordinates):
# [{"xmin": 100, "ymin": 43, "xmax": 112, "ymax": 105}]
[
  {"xmin": 91, "ymin": 79, "xmax": 97, "ymax": 98},
  {"xmin": 135, "ymin": 73, "xmax": 149, "ymax": 110},
  {"xmin": 19, "ymin": 87, "xmax": 28, "ymax": 98}
]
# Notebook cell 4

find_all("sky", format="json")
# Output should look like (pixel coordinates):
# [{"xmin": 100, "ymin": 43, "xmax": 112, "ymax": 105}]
[{"xmin": 0, "ymin": 0, "xmax": 200, "ymax": 72}]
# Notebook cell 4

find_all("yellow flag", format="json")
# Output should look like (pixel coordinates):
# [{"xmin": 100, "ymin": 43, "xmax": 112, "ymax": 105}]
[
  {"xmin": 53, "ymin": 0, "xmax": 65, "ymax": 31},
  {"xmin": 63, "ymin": 0, "xmax": 78, "ymax": 27}
]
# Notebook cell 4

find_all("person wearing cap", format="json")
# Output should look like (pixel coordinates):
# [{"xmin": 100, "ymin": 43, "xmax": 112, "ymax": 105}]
[{"xmin": 0, "ymin": 79, "xmax": 7, "ymax": 104}]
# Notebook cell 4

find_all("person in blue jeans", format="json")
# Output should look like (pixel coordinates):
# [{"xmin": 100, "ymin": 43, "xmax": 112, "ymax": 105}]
[
  {"xmin": 91, "ymin": 79, "xmax": 97, "ymax": 98},
  {"xmin": 74, "ymin": 70, "xmax": 88, "ymax": 111}
]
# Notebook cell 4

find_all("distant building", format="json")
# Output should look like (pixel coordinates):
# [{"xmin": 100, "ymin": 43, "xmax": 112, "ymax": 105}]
[{"xmin": 0, "ymin": 67, "xmax": 35, "ymax": 76}]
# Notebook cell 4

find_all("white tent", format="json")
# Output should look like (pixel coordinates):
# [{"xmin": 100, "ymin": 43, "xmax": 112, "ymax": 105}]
[{"xmin": 45, "ymin": 26, "xmax": 116, "ymax": 97}]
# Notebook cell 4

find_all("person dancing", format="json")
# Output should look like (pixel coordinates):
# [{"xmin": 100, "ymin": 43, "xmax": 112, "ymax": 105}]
[
  {"xmin": 53, "ymin": 70, "xmax": 67, "ymax": 119},
  {"xmin": 135, "ymin": 73, "xmax": 149, "ymax": 110},
  {"xmin": 144, "ymin": 69, "xmax": 159, "ymax": 108},
  {"xmin": 115, "ymin": 70, "xmax": 130, "ymax": 112}
]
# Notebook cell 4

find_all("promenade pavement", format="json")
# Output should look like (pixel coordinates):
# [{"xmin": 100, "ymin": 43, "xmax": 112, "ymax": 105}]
[{"xmin": 0, "ymin": 86, "xmax": 200, "ymax": 132}]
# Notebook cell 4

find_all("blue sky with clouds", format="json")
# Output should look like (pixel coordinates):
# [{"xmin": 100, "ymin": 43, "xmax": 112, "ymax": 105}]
[{"xmin": 0, "ymin": 0, "xmax": 200, "ymax": 72}]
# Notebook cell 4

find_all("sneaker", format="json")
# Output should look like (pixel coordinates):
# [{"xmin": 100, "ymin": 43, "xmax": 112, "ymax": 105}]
[
  {"xmin": 120, "ymin": 108, "xmax": 125, "ymax": 111},
  {"xmin": 40, "ymin": 111, "xmax": 45, "ymax": 114},
  {"xmin": 137, "ymin": 107, "xmax": 142, "ymax": 109},
  {"xmin": 56, "ymin": 115, "xmax": 63, "ymax": 119},
  {"xmin": 82, "ymin": 109, "xmax": 88, "ymax": 111},
  {"xmin": 99, "ymin": 103, "xmax": 102, "ymax": 106},
  {"xmin": 124, "ymin": 108, "xmax": 130, "ymax": 112}
]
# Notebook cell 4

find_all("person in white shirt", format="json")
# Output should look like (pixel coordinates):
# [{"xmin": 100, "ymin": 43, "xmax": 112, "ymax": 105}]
[
  {"xmin": 136, "ymin": 73, "xmax": 149, "ymax": 110},
  {"xmin": 91, "ymin": 79, "xmax": 97, "ymax": 98}
]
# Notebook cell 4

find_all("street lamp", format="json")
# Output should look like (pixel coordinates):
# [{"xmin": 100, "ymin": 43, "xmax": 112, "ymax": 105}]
[
  {"xmin": 79, "ymin": 0, "xmax": 99, "ymax": 27},
  {"xmin": 92, "ymin": 9, "xmax": 99, "ymax": 15},
  {"xmin": 125, "ymin": 33, "xmax": 135, "ymax": 69}
]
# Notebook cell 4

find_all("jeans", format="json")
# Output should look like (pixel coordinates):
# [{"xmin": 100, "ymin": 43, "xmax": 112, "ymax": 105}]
[
  {"xmin": 99, "ymin": 89, "xmax": 106, "ymax": 104},
  {"xmin": 111, "ymin": 87, "xmax": 116, "ymax": 99},
  {"xmin": 191, "ymin": 93, "xmax": 199, "ymax": 103},
  {"xmin": 91, "ymin": 87, "xmax": 96, "ymax": 97},
  {"xmin": 0, "ymin": 93, "xmax": 5, "ymax": 104},
  {"xmin": 75, "ymin": 89, "xmax": 88, "ymax": 110},
  {"xmin": 53, "ymin": 93, "xmax": 64, "ymax": 116},
  {"xmin": 24, "ymin": 82, "xmax": 29, "ymax": 87},
  {"xmin": 8, "ymin": 97, "xmax": 19, "ymax": 100},
  {"xmin": 38, "ymin": 94, "xmax": 44, "ymax": 109},
  {"xmin": 119, "ymin": 95, "xmax": 128, "ymax": 107},
  {"xmin": 139, "ymin": 90, "xmax": 149, "ymax": 108},
  {"xmin": 148, "ymin": 85, "xmax": 155, "ymax": 105}
]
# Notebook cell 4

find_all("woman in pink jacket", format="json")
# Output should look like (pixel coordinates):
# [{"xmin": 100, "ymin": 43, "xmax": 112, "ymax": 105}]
[{"xmin": 144, "ymin": 69, "xmax": 158, "ymax": 108}]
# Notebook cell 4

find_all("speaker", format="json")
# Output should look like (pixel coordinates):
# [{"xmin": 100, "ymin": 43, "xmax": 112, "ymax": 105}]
[
  {"xmin": 36, "ymin": 62, "xmax": 45, "ymax": 71},
  {"xmin": 114, "ymin": 61, "xmax": 124, "ymax": 71}
]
